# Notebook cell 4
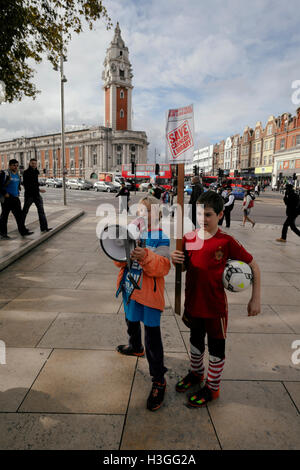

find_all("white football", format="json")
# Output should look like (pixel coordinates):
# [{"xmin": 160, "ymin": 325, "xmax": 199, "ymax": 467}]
[{"xmin": 222, "ymin": 260, "xmax": 253, "ymax": 292}]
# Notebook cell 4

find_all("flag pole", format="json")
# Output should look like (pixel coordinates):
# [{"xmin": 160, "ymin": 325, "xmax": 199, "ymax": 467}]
[{"xmin": 174, "ymin": 162, "xmax": 184, "ymax": 315}]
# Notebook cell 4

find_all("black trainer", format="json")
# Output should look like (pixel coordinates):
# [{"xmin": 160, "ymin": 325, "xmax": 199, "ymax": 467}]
[
  {"xmin": 22, "ymin": 231, "xmax": 34, "ymax": 236},
  {"xmin": 176, "ymin": 370, "xmax": 204, "ymax": 392},
  {"xmin": 41, "ymin": 228, "xmax": 52, "ymax": 233},
  {"xmin": 116, "ymin": 344, "xmax": 144, "ymax": 357},
  {"xmin": 0, "ymin": 233, "xmax": 11, "ymax": 240},
  {"xmin": 147, "ymin": 380, "xmax": 166, "ymax": 411}
]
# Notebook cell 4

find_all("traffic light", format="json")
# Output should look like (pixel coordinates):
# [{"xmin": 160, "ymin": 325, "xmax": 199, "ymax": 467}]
[
  {"xmin": 131, "ymin": 161, "xmax": 135, "ymax": 174},
  {"xmin": 193, "ymin": 165, "xmax": 199, "ymax": 176},
  {"xmin": 218, "ymin": 168, "xmax": 224, "ymax": 177},
  {"xmin": 200, "ymin": 168, "xmax": 203, "ymax": 176},
  {"xmin": 155, "ymin": 163, "xmax": 160, "ymax": 175},
  {"xmin": 279, "ymin": 172, "xmax": 283, "ymax": 179},
  {"xmin": 293, "ymin": 173, "xmax": 297, "ymax": 180}
]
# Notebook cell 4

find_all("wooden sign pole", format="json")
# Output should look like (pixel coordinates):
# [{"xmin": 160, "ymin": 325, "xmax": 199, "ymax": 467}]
[{"xmin": 174, "ymin": 163, "xmax": 184, "ymax": 315}]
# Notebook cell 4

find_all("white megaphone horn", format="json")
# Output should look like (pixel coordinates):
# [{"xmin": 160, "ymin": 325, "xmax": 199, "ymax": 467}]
[
  {"xmin": 99, "ymin": 218, "xmax": 147, "ymax": 290},
  {"xmin": 99, "ymin": 217, "xmax": 146, "ymax": 262}
]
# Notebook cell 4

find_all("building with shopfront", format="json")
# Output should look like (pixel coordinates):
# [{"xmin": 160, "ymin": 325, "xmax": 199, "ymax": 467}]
[
  {"xmin": 0, "ymin": 23, "xmax": 148, "ymax": 179},
  {"xmin": 272, "ymin": 107, "xmax": 300, "ymax": 187},
  {"xmin": 184, "ymin": 145, "xmax": 213, "ymax": 176}
]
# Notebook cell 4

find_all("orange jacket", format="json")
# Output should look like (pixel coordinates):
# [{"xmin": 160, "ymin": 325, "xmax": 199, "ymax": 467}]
[{"xmin": 114, "ymin": 247, "xmax": 170, "ymax": 311}]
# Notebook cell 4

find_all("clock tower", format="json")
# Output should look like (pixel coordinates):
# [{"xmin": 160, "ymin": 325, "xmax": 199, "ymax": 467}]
[{"xmin": 102, "ymin": 23, "xmax": 133, "ymax": 131}]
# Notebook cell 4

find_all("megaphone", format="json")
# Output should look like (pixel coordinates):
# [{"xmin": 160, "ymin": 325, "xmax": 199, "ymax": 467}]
[
  {"xmin": 99, "ymin": 217, "xmax": 146, "ymax": 262},
  {"xmin": 100, "ymin": 224, "xmax": 135, "ymax": 262}
]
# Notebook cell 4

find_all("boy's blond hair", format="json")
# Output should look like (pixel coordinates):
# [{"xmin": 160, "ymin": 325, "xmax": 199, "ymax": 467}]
[{"xmin": 138, "ymin": 195, "xmax": 162, "ymax": 221}]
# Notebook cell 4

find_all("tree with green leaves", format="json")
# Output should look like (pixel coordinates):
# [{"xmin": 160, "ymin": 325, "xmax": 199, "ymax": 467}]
[{"xmin": 0, "ymin": 0, "xmax": 112, "ymax": 103}]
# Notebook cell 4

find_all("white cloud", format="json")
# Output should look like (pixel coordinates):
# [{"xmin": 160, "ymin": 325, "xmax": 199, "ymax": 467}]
[{"xmin": 1, "ymin": 0, "xmax": 300, "ymax": 163}]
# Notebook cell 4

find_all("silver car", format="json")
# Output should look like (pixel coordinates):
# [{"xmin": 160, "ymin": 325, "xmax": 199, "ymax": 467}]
[
  {"xmin": 93, "ymin": 181, "xmax": 109, "ymax": 192},
  {"xmin": 66, "ymin": 178, "xmax": 91, "ymax": 190}
]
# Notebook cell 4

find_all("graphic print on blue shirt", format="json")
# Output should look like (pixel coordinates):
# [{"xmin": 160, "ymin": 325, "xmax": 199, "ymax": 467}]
[
  {"xmin": 116, "ymin": 229, "xmax": 170, "ymax": 303},
  {"xmin": 6, "ymin": 172, "xmax": 20, "ymax": 197}
]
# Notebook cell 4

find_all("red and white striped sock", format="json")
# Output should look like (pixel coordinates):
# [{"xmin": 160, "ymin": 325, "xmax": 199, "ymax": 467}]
[
  {"xmin": 190, "ymin": 343, "xmax": 205, "ymax": 376},
  {"xmin": 207, "ymin": 355, "xmax": 225, "ymax": 392}
]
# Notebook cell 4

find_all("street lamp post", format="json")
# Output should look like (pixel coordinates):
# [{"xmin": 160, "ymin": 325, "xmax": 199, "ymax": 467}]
[{"xmin": 60, "ymin": 53, "xmax": 67, "ymax": 206}]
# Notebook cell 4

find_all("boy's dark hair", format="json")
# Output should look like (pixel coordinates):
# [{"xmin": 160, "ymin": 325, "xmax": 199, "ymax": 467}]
[
  {"xmin": 9, "ymin": 158, "xmax": 19, "ymax": 165},
  {"xmin": 29, "ymin": 158, "xmax": 37, "ymax": 162},
  {"xmin": 197, "ymin": 190, "xmax": 224, "ymax": 214}
]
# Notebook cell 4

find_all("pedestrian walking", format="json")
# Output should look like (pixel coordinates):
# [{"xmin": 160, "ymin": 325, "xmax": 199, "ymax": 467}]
[
  {"xmin": 0, "ymin": 159, "xmax": 34, "ymax": 239},
  {"xmin": 171, "ymin": 191, "xmax": 260, "ymax": 407},
  {"xmin": 242, "ymin": 189, "xmax": 256, "ymax": 228},
  {"xmin": 22, "ymin": 158, "xmax": 52, "ymax": 233},
  {"xmin": 276, "ymin": 184, "xmax": 300, "ymax": 243},
  {"xmin": 114, "ymin": 195, "xmax": 170, "ymax": 411},
  {"xmin": 116, "ymin": 182, "xmax": 130, "ymax": 213},
  {"xmin": 189, "ymin": 175, "xmax": 204, "ymax": 227},
  {"xmin": 161, "ymin": 189, "xmax": 170, "ymax": 204},
  {"xmin": 218, "ymin": 186, "xmax": 235, "ymax": 228},
  {"xmin": 152, "ymin": 184, "xmax": 163, "ymax": 200}
]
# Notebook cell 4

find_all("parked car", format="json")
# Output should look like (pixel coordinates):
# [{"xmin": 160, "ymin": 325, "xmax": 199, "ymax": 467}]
[
  {"xmin": 77, "ymin": 178, "xmax": 93, "ymax": 190},
  {"xmin": 66, "ymin": 178, "xmax": 91, "ymax": 190},
  {"xmin": 93, "ymin": 181, "xmax": 109, "ymax": 192},
  {"xmin": 38, "ymin": 178, "xmax": 47, "ymax": 186},
  {"xmin": 104, "ymin": 182, "xmax": 118, "ymax": 193},
  {"xmin": 45, "ymin": 178, "xmax": 62, "ymax": 188}
]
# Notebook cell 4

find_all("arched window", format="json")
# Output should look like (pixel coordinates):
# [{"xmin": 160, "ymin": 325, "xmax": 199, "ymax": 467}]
[
  {"xmin": 120, "ymin": 109, "xmax": 124, "ymax": 118},
  {"xmin": 120, "ymin": 90, "xmax": 124, "ymax": 99}
]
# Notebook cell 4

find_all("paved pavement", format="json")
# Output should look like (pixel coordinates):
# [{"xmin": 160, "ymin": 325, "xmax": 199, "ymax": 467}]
[{"xmin": 0, "ymin": 204, "xmax": 299, "ymax": 450}]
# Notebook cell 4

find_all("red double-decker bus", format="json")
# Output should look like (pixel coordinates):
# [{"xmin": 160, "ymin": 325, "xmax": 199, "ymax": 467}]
[
  {"xmin": 226, "ymin": 177, "xmax": 254, "ymax": 190},
  {"xmin": 122, "ymin": 163, "xmax": 173, "ymax": 190},
  {"xmin": 202, "ymin": 176, "xmax": 218, "ymax": 188}
]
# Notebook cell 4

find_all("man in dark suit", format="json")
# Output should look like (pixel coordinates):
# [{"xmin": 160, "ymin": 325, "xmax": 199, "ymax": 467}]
[{"xmin": 22, "ymin": 158, "xmax": 52, "ymax": 233}]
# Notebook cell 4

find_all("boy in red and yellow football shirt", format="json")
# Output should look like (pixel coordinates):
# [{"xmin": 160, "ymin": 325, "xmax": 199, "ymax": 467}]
[{"xmin": 171, "ymin": 191, "xmax": 261, "ymax": 407}]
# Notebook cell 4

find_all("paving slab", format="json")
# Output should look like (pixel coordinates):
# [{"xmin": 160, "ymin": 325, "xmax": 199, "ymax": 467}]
[
  {"xmin": 36, "ymin": 312, "xmax": 186, "ymax": 354},
  {"xmin": 2, "ymin": 288, "xmax": 120, "ymax": 314},
  {"xmin": 271, "ymin": 305, "xmax": 300, "ymax": 334},
  {"xmin": 19, "ymin": 349, "xmax": 136, "ymax": 414},
  {"xmin": 283, "ymin": 382, "xmax": 300, "ymax": 412},
  {"xmin": 2, "ymin": 250, "xmax": 61, "ymax": 272},
  {"xmin": 281, "ymin": 273, "xmax": 300, "ymax": 289},
  {"xmin": 0, "ymin": 287, "xmax": 27, "ymax": 302},
  {"xmin": 207, "ymin": 381, "xmax": 300, "ymax": 450},
  {"xmin": 0, "ymin": 310, "xmax": 58, "ymax": 347},
  {"xmin": 0, "ymin": 348, "xmax": 52, "ymax": 412},
  {"xmin": 226, "ymin": 285, "xmax": 300, "ymax": 306},
  {"xmin": 0, "ymin": 207, "xmax": 84, "ymax": 272},
  {"xmin": 227, "ymin": 304, "xmax": 294, "ymax": 334},
  {"xmin": 0, "ymin": 271, "xmax": 85, "ymax": 289},
  {"xmin": 0, "ymin": 413, "xmax": 123, "ymax": 450},
  {"xmin": 121, "ymin": 352, "xmax": 220, "ymax": 450},
  {"xmin": 76, "ymin": 273, "xmax": 120, "ymax": 291},
  {"xmin": 37, "ymin": 312, "xmax": 129, "ymax": 350},
  {"xmin": 260, "ymin": 271, "xmax": 294, "ymax": 287}
]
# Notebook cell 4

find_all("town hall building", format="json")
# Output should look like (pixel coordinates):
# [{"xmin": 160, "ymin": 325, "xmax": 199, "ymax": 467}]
[{"xmin": 0, "ymin": 23, "xmax": 148, "ymax": 179}]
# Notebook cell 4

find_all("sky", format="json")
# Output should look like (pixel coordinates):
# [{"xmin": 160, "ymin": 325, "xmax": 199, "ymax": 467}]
[{"xmin": 1, "ymin": 0, "xmax": 300, "ymax": 163}]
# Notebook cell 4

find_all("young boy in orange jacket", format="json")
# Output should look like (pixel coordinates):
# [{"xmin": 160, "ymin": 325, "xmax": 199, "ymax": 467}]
[{"xmin": 114, "ymin": 196, "xmax": 171, "ymax": 411}]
